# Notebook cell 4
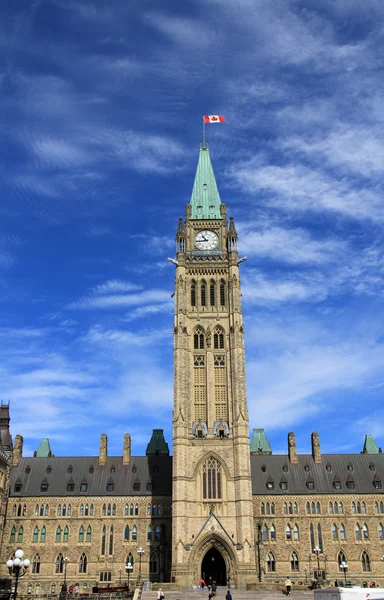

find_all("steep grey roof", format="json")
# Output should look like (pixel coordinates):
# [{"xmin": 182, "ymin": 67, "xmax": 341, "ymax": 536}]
[
  {"xmin": 251, "ymin": 453, "xmax": 384, "ymax": 495},
  {"xmin": 10, "ymin": 455, "xmax": 172, "ymax": 498}
]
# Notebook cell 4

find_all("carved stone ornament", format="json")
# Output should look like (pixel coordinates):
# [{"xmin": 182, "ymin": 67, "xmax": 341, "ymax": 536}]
[{"xmin": 206, "ymin": 326, "xmax": 211, "ymax": 347}]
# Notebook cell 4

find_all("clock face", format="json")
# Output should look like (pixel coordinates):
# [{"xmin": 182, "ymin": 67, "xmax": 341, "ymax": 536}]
[{"xmin": 195, "ymin": 230, "xmax": 218, "ymax": 250}]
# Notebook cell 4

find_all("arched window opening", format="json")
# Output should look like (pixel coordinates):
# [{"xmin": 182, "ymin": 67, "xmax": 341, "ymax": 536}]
[
  {"xmin": 17, "ymin": 504, "xmax": 21, "ymax": 517},
  {"xmin": 286, "ymin": 525, "xmax": 292, "ymax": 540},
  {"xmin": 362, "ymin": 551, "xmax": 371, "ymax": 572},
  {"xmin": 10, "ymin": 527, "xmax": 16, "ymax": 543},
  {"xmin": 86, "ymin": 526, "xmax": 92, "ymax": 542},
  {"xmin": 79, "ymin": 553, "xmax": 87, "ymax": 574},
  {"xmin": 132, "ymin": 525, "xmax": 137, "ymax": 542},
  {"xmin": 45, "ymin": 504, "xmax": 48, "ymax": 516},
  {"xmin": 202, "ymin": 456, "xmax": 222, "ymax": 500},
  {"xmin": 80, "ymin": 504, "xmax": 84, "ymax": 516},
  {"xmin": 155, "ymin": 525, "xmax": 161, "ymax": 541},
  {"xmin": 32, "ymin": 527, "xmax": 38, "ymax": 543},
  {"xmin": 338, "ymin": 552, "xmax": 347, "ymax": 570},
  {"xmin": 267, "ymin": 552, "xmax": 275, "ymax": 572},
  {"xmin": 112, "ymin": 504, "xmax": 116, "ymax": 516},
  {"xmin": 363, "ymin": 523, "xmax": 369, "ymax": 539},
  {"xmin": 291, "ymin": 552, "xmax": 299, "ymax": 572},
  {"xmin": 316, "ymin": 502, "xmax": 321, "ymax": 514},
  {"xmin": 261, "ymin": 503, "xmax": 265, "ymax": 515},
  {"xmin": 125, "ymin": 504, "xmax": 129, "ymax": 516},
  {"xmin": 56, "ymin": 554, "xmax": 64, "ymax": 574},
  {"xmin": 352, "ymin": 502, "xmax": 356, "ymax": 514},
  {"xmin": 379, "ymin": 523, "xmax": 384, "ymax": 540},
  {"xmin": 194, "ymin": 327, "xmax": 205, "ymax": 350},
  {"xmin": 57, "ymin": 504, "xmax": 61, "ymax": 517},
  {"xmin": 147, "ymin": 525, "xmax": 153, "ymax": 542},
  {"xmin": 283, "ymin": 503, "xmax": 287, "ymax": 515},
  {"xmin": 311, "ymin": 502, "xmax": 315, "ymax": 514},
  {"xmin": 32, "ymin": 554, "xmax": 40, "ymax": 574},
  {"xmin": 220, "ymin": 281, "xmax": 226, "ymax": 306},
  {"xmin": 79, "ymin": 526, "xmax": 84, "ymax": 542},
  {"xmin": 213, "ymin": 330, "xmax": 224, "ymax": 349},
  {"xmin": 334, "ymin": 502, "xmax": 339, "ymax": 514},
  {"xmin": 40, "ymin": 526, "xmax": 46, "ymax": 542},
  {"xmin": 317, "ymin": 523, "xmax": 323, "ymax": 551},
  {"xmin": 149, "ymin": 551, "xmax": 158, "ymax": 574},
  {"xmin": 340, "ymin": 523, "xmax": 346, "ymax": 540},
  {"xmin": 201, "ymin": 281, "xmax": 207, "ymax": 307},
  {"xmin": 191, "ymin": 282, "xmax": 196, "ymax": 307},
  {"xmin": 102, "ymin": 504, "xmax": 106, "ymax": 516},
  {"xmin": 293, "ymin": 524, "xmax": 299, "ymax": 541},
  {"xmin": 85, "ymin": 504, "xmax": 89, "ymax": 516},
  {"xmin": 12, "ymin": 505, "xmax": 16, "ymax": 517},
  {"xmin": 288, "ymin": 503, "xmax": 293, "ymax": 515},
  {"xmin": 17, "ymin": 526, "xmax": 23, "ymax": 543},
  {"xmin": 124, "ymin": 526, "xmax": 130, "ymax": 541},
  {"xmin": 293, "ymin": 503, "xmax": 298, "ymax": 514},
  {"xmin": 157, "ymin": 504, "xmax": 161, "ymax": 516},
  {"xmin": 109, "ymin": 525, "xmax": 114, "ymax": 555},
  {"xmin": 40, "ymin": 504, "xmax": 44, "ymax": 516},
  {"xmin": 332, "ymin": 523, "xmax": 338, "ymax": 540},
  {"xmin": 375, "ymin": 502, "xmax": 379, "ymax": 514},
  {"xmin": 130, "ymin": 504, "xmax": 134, "ymax": 516},
  {"xmin": 362, "ymin": 501, "xmax": 367, "ymax": 514},
  {"xmin": 329, "ymin": 502, "xmax": 333, "ymax": 514},
  {"xmin": 306, "ymin": 502, "xmax": 310, "ymax": 515},
  {"xmin": 63, "ymin": 504, "xmax": 67, "ymax": 516},
  {"xmin": 210, "ymin": 282, "xmax": 215, "ymax": 307},
  {"xmin": 152, "ymin": 504, "xmax": 156, "ymax": 516},
  {"xmin": 127, "ymin": 553, "xmax": 134, "ymax": 570},
  {"xmin": 135, "ymin": 504, "xmax": 139, "ymax": 515},
  {"xmin": 107, "ymin": 504, "xmax": 111, "ymax": 516},
  {"xmin": 270, "ymin": 524, "xmax": 276, "ymax": 540},
  {"xmin": 339, "ymin": 502, "xmax": 343, "ymax": 514},
  {"xmin": 356, "ymin": 524, "xmax": 362, "ymax": 540},
  {"xmin": 56, "ymin": 526, "xmax": 62, "ymax": 542},
  {"xmin": 101, "ymin": 525, "xmax": 106, "ymax": 555},
  {"xmin": 310, "ymin": 523, "xmax": 315, "ymax": 551},
  {"xmin": 357, "ymin": 501, "xmax": 361, "ymax": 514},
  {"xmin": 262, "ymin": 524, "xmax": 268, "ymax": 541}
]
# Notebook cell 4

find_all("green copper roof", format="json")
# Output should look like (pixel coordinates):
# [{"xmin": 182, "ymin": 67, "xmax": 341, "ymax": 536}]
[
  {"xmin": 146, "ymin": 429, "xmax": 169, "ymax": 456},
  {"xmin": 35, "ymin": 438, "xmax": 53, "ymax": 458},
  {"xmin": 250, "ymin": 428, "xmax": 272, "ymax": 455},
  {"xmin": 363, "ymin": 434, "xmax": 380, "ymax": 454},
  {"xmin": 190, "ymin": 144, "xmax": 222, "ymax": 220}
]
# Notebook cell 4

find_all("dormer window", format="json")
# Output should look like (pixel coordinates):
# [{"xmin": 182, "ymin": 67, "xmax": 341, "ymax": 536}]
[
  {"xmin": 132, "ymin": 465, "xmax": 137, "ymax": 475},
  {"xmin": 67, "ymin": 465, "xmax": 73, "ymax": 475},
  {"xmin": 369, "ymin": 462, "xmax": 375, "ymax": 471},
  {"xmin": 146, "ymin": 481, "xmax": 153, "ymax": 492},
  {"xmin": 261, "ymin": 464, "xmax": 266, "ymax": 473},
  {"xmin": 89, "ymin": 465, "xmax": 94, "ymax": 474},
  {"xmin": 80, "ymin": 481, "xmax": 88, "ymax": 492},
  {"xmin": 25, "ymin": 466, "xmax": 31, "ymax": 474},
  {"xmin": 347, "ymin": 463, "xmax": 353, "ymax": 472},
  {"xmin": 41, "ymin": 482, "xmax": 48, "ymax": 493},
  {"xmin": 373, "ymin": 476, "xmax": 382, "ymax": 490},
  {"xmin": 306, "ymin": 476, "xmax": 314, "ymax": 490},
  {"xmin": 14, "ymin": 481, "xmax": 22, "ymax": 493},
  {"xmin": 304, "ymin": 464, "xmax": 310, "ymax": 472},
  {"xmin": 346, "ymin": 474, "xmax": 355, "ymax": 490},
  {"xmin": 266, "ymin": 476, "xmax": 274, "ymax": 490},
  {"xmin": 46, "ymin": 466, "xmax": 52, "ymax": 474},
  {"xmin": 133, "ymin": 480, "xmax": 141, "ymax": 492},
  {"xmin": 282, "ymin": 464, "xmax": 288, "ymax": 472},
  {"xmin": 111, "ymin": 466, "xmax": 116, "ymax": 474},
  {"xmin": 326, "ymin": 463, "xmax": 332, "ymax": 472}
]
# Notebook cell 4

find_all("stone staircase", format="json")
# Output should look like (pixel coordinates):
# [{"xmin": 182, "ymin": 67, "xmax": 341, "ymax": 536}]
[{"xmin": 142, "ymin": 586, "xmax": 315, "ymax": 600}]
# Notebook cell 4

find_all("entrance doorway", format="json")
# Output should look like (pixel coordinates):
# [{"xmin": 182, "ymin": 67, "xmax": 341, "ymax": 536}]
[{"xmin": 201, "ymin": 547, "xmax": 227, "ymax": 586}]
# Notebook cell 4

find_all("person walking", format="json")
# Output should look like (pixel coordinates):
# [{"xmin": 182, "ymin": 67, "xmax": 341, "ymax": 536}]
[
  {"xmin": 225, "ymin": 591, "xmax": 232, "ymax": 600},
  {"xmin": 285, "ymin": 577, "xmax": 292, "ymax": 596},
  {"xmin": 199, "ymin": 579, "xmax": 206, "ymax": 592},
  {"xmin": 157, "ymin": 588, "xmax": 164, "ymax": 600}
]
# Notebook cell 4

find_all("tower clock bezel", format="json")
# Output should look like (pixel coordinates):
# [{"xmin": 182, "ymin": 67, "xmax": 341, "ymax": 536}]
[{"xmin": 194, "ymin": 230, "xmax": 219, "ymax": 251}]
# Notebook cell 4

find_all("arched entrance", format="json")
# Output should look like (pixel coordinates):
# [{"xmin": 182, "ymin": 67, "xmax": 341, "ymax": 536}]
[{"xmin": 201, "ymin": 547, "xmax": 226, "ymax": 586}]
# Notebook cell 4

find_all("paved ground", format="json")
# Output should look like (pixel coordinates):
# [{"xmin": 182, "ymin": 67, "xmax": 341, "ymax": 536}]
[{"xmin": 142, "ymin": 587, "xmax": 314, "ymax": 600}]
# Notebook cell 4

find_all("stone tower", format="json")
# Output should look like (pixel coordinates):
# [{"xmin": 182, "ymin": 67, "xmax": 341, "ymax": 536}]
[{"xmin": 171, "ymin": 144, "xmax": 256, "ymax": 587}]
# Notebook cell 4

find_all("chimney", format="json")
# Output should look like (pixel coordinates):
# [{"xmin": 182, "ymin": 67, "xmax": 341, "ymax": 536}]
[
  {"xmin": 311, "ymin": 431, "xmax": 321, "ymax": 463},
  {"xmin": 288, "ymin": 432, "xmax": 298, "ymax": 464},
  {"xmin": 13, "ymin": 434, "xmax": 23, "ymax": 467},
  {"xmin": 123, "ymin": 433, "xmax": 131, "ymax": 465},
  {"xmin": 99, "ymin": 433, "xmax": 108, "ymax": 465}
]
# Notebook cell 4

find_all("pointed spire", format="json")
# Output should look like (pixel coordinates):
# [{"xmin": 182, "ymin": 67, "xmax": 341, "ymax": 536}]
[
  {"xmin": 190, "ymin": 143, "xmax": 222, "ymax": 220},
  {"xmin": 146, "ymin": 429, "xmax": 170, "ymax": 456}
]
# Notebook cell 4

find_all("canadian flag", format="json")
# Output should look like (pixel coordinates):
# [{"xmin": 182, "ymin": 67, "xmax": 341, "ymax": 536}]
[{"xmin": 203, "ymin": 115, "xmax": 225, "ymax": 123}]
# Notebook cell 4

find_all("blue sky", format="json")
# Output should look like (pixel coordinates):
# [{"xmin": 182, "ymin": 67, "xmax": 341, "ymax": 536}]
[{"xmin": 1, "ymin": 0, "xmax": 384, "ymax": 458}]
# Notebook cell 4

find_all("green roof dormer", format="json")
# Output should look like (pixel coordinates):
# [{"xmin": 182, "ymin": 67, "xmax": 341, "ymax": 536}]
[
  {"xmin": 250, "ymin": 428, "xmax": 272, "ymax": 455},
  {"xmin": 190, "ymin": 144, "xmax": 222, "ymax": 220}
]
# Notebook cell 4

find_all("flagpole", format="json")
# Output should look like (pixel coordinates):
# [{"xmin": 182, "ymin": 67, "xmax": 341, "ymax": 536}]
[{"xmin": 202, "ymin": 115, "xmax": 206, "ymax": 148}]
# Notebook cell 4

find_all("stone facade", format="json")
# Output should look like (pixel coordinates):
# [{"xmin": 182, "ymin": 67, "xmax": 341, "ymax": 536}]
[{"xmin": 0, "ymin": 145, "xmax": 384, "ymax": 592}]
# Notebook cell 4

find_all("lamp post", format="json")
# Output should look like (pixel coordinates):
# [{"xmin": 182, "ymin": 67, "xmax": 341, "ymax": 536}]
[
  {"xmin": 6, "ymin": 549, "xmax": 30, "ymax": 600},
  {"xmin": 340, "ymin": 561, "xmax": 348, "ymax": 586},
  {"xmin": 313, "ymin": 546, "xmax": 322, "ymax": 587},
  {"xmin": 137, "ymin": 547, "xmax": 144, "ymax": 582},
  {"xmin": 126, "ymin": 561, "xmax": 133, "ymax": 591}
]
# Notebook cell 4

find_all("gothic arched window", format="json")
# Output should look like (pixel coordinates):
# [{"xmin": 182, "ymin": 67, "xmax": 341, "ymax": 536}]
[
  {"xmin": 363, "ymin": 523, "xmax": 369, "ymax": 539},
  {"xmin": 79, "ymin": 553, "xmax": 87, "ymax": 574},
  {"xmin": 338, "ymin": 552, "xmax": 347, "ymax": 570},
  {"xmin": 194, "ymin": 327, "xmax": 205, "ymax": 350},
  {"xmin": 379, "ymin": 523, "xmax": 384, "ymax": 540},
  {"xmin": 210, "ymin": 281, "xmax": 215, "ymax": 306},
  {"xmin": 332, "ymin": 523, "xmax": 338, "ymax": 540},
  {"xmin": 355, "ymin": 523, "xmax": 362, "ymax": 540},
  {"xmin": 213, "ymin": 328, "xmax": 224, "ymax": 349},
  {"xmin": 101, "ymin": 525, "xmax": 106, "ymax": 555},
  {"xmin": 56, "ymin": 526, "xmax": 62, "ymax": 542},
  {"xmin": 191, "ymin": 281, "xmax": 196, "ymax": 307},
  {"xmin": 267, "ymin": 552, "xmax": 275, "ymax": 572},
  {"xmin": 149, "ymin": 551, "xmax": 158, "ymax": 574},
  {"xmin": 32, "ymin": 554, "xmax": 40, "ymax": 574},
  {"xmin": 32, "ymin": 527, "xmax": 38, "ymax": 543},
  {"xmin": 109, "ymin": 525, "xmax": 114, "ymax": 555},
  {"xmin": 130, "ymin": 504, "xmax": 134, "ymax": 516},
  {"xmin": 270, "ymin": 524, "xmax": 276, "ymax": 540},
  {"xmin": 340, "ymin": 523, "xmax": 346, "ymax": 540},
  {"xmin": 17, "ymin": 526, "xmax": 23, "ymax": 543},
  {"xmin": 202, "ymin": 456, "xmax": 222, "ymax": 500},
  {"xmin": 79, "ymin": 526, "xmax": 84, "ymax": 542},
  {"xmin": 362, "ymin": 551, "xmax": 371, "ymax": 572},
  {"xmin": 124, "ymin": 526, "xmax": 130, "ymax": 541},
  {"xmin": 147, "ymin": 525, "xmax": 153, "ymax": 542},
  {"xmin": 293, "ymin": 524, "xmax": 299, "ymax": 541},
  {"xmin": 286, "ymin": 525, "xmax": 292, "ymax": 540},
  {"xmin": 220, "ymin": 281, "xmax": 226, "ymax": 306},
  {"xmin": 329, "ymin": 502, "xmax": 333, "ymax": 514},
  {"xmin": 310, "ymin": 523, "xmax": 315, "ymax": 550},
  {"xmin": 291, "ymin": 552, "xmax": 299, "ymax": 572},
  {"xmin": 125, "ymin": 504, "xmax": 129, "ymax": 516},
  {"xmin": 132, "ymin": 525, "xmax": 137, "ymax": 541},
  {"xmin": 86, "ymin": 526, "xmax": 92, "ymax": 541},
  {"xmin": 10, "ymin": 527, "xmax": 16, "ymax": 543},
  {"xmin": 201, "ymin": 281, "xmax": 207, "ymax": 307},
  {"xmin": 155, "ymin": 525, "xmax": 161, "ymax": 541},
  {"xmin": 56, "ymin": 554, "xmax": 64, "ymax": 574},
  {"xmin": 62, "ymin": 504, "xmax": 66, "ymax": 516},
  {"xmin": 40, "ymin": 526, "xmax": 46, "ymax": 542},
  {"xmin": 262, "ymin": 524, "xmax": 268, "ymax": 541}
]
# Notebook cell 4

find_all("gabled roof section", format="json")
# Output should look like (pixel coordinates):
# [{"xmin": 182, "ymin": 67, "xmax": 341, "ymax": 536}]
[
  {"xmin": 146, "ymin": 429, "xmax": 169, "ymax": 457},
  {"xmin": 363, "ymin": 434, "xmax": 380, "ymax": 454},
  {"xmin": 190, "ymin": 144, "xmax": 222, "ymax": 220},
  {"xmin": 250, "ymin": 428, "xmax": 272, "ymax": 455},
  {"xmin": 35, "ymin": 438, "xmax": 52, "ymax": 458}
]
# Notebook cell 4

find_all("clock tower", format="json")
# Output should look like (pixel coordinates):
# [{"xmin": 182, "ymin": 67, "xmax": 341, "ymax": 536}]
[{"xmin": 170, "ymin": 144, "xmax": 256, "ymax": 587}]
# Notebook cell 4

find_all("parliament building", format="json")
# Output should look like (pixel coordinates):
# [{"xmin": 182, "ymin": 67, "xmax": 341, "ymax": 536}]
[{"xmin": 0, "ymin": 145, "xmax": 383, "ymax": 592}]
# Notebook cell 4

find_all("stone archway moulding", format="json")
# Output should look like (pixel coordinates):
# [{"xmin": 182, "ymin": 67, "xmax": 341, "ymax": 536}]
[{"xmin": 189, "ymin": 531, "xmax": 238, "ymax": 586}]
